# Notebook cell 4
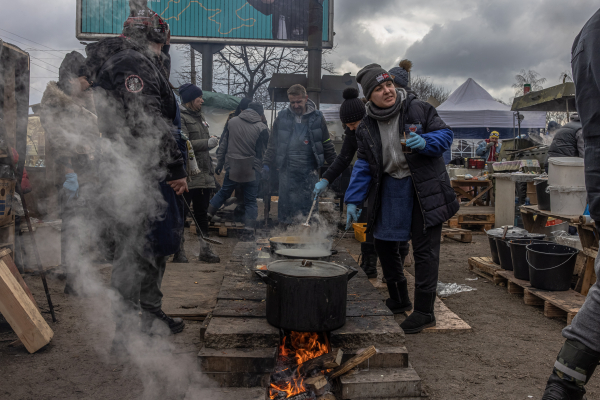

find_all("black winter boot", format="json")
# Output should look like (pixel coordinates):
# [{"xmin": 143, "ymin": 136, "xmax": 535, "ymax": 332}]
[
  {"xmin": 199, "ymin": 237, "xmax": 220, "ymax": 263},
  {"xmin": 207, "ymin": 204, "xmax": 221, "ymax": 223},
  {"xmin": 141, "ymin": 309, "xmax": 185, "ymax": 335},
  {"xmin": 172, "ymin": 233, "xmax": 189, "ymax": 263},
  {"xmin": 360, "ymin": 242, "xmax": 378, "ymax": 278},
  {"xmin": 542, "ymin": 339, "xmax": 600, "ymax": 400},
  {"xmin": 400, "ymin": 289, "xmax": 436, "ymax": 334},
  {"xmin": 385, "ymin": 279, "xmax": 412, "ymax": 314}
]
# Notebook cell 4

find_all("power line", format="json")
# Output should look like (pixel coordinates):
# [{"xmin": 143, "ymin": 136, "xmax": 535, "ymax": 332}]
[
  {"xmin": 29, "ymin": 56, "xmax": 60, "ymax": 71},
  {"xmin": 0, "ymin": 28, "xmax": 63, "ymax": 59},
  {"xmin": 30, "ymin": 62, "xmax": 59, "ymax": 74}
]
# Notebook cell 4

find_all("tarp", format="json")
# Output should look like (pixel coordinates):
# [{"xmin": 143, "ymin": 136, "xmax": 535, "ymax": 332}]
[
  {"xmin": 201, "ymin": 91, "xmax": 242, "ymax": 111},
  {"xmin": 437, "ymin": 78, "xmax": 546, "ymax": 129}
]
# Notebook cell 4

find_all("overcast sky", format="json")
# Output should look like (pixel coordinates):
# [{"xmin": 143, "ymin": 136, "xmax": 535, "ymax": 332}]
[{"xmin": 3, "ymin": 0, "xmax": 598, "ymax": 106}]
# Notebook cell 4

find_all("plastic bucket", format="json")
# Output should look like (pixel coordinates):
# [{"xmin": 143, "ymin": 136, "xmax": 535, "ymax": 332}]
[
  {"xmin": 535, "ymin": 178, "xmax": 551, "ymax": 211},
  {"xmin": 548, "ymin": 186, "xmax": 587, "ymax": 215},
  {"xmin": 509, "ymin": 239, "xmax": 547, "ymax": 280},
  {"xmin": 548, "ymin": 157, "xmax": 585, "ymax": 187},
  {"xmin": 495, "ymin": 238, "xmax": 514, "ymax": 270},
  {"xmin": 526, "ymin": 243, "xmax": 579, "ymax": 291},
  {"xmin": 488, "ymin": 235, "xmax": 500, "ymax": 264}
]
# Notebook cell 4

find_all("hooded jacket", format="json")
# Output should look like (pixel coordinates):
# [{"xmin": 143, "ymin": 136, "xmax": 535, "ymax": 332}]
[
  {"xmin": 548, "ymin": 116, "xmax": 584, "ymax": 158},
  {"xmin": 180, "ymin": 105, "xmax": 216, "ymax": 189},
  {"xmin": 345, "ymin": 93, "xmax": 458, "ymax": 232},
  {"xmin": 39, "ymin": 81, "xmax": 100, "ymax": 186},
  {"xmin": 217, "ymin": 108, "xmax": 270, "ymax": 172},
  {"xmin": 263, "ymin": 99, "xmax": 337, "ymax": 169}
]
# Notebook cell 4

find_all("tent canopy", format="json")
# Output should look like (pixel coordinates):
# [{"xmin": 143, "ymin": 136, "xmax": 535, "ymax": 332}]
[{"xmin": 437, "ymin": 78, "xmax": 546, "ymax": 129}]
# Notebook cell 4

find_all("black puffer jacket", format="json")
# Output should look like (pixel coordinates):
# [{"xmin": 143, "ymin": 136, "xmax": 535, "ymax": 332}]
[
  {"xmin": 355, "ymin": 95, "xmax": 459, "ymax": 231},
  {"xmin": 572, "ymin": 9, "xmax": 600, "ymax": 223},
  {"xmin": 548, "ymin": 118, "xmax": 584, "ymax": 158}
]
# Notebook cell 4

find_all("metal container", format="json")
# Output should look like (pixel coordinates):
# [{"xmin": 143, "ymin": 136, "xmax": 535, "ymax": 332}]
[
  {"xmin": 274, "ymin": 248, "xmax": 332, "ymax": 261},
  {"xmin": 269, "ymin": 236, "xmax": 331, "ymax": 254},
  {"xmin": 255, "ymin": 260, "xmax": 358, "ymax": 332}
]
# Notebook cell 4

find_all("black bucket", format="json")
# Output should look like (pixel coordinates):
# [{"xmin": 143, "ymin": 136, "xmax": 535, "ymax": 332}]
[
  {"xmin": 509, "ymin": 239, "xmax": 547, "ymax": 280},
  {"xmin": 527, "ymin": 243, "xmax": 579, "ymax": 291},
  {"xmin": 535, "ymin": 179, "xmax": 550, "ymax": 211},
  {"xmin": 488, "ymin": 235, "xmax": 500, "ymax": 264},
  {"xmin": 495, "ymin": 238, "xmax": 514, "ymax": 270}
]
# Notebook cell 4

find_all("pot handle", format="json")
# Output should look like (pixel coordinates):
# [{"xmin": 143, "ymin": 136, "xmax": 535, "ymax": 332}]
[
  {"xmin": 346, "ymin": 265, "xmax": 358, "ymax": 281},
  {"xmin": 255, "ymin": 270, "xmax": 277, "ymax": 286}
]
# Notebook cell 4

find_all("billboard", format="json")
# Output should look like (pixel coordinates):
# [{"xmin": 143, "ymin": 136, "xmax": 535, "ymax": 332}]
[{"xmin": 76, "ymin": 0, "xmax": 333, "ymax": 48}]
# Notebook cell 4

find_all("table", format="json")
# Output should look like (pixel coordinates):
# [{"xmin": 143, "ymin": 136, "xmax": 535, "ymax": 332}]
[
  {"xmin": 451, "ymin": 179, "xmax": 493, "ymax": 206},
  {"xmin": 493, "ymin": 173, "xmax": 541, "ymax": 228}
]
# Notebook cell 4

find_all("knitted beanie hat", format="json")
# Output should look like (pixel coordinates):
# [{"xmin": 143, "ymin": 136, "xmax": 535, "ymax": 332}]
[
  {"xmin": 490, "ymin": 131, "xmax": 500, "ymax": 139},
  {"xmin": 339, "ymin": 88, "xmax": 366, "ymax": 124},
  {"xmin": 356, "ymin": 63, "xmax": 393, "ymax": 100},
  {"xmin": 248, "ymin": 102, "xmax": 265, "ymax": 116},
  {"xmin": 389, "ymin": 59, "xmax": 413, "ymax": 89},
  {"xmin": 179, "ymin": 83, "xmax": 203, "ymax": 104}
]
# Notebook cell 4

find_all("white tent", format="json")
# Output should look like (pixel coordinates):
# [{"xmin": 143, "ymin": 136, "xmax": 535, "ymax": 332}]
[{"xmin": 437, "ymin": 78, "xmax": 546, "ymax": 129}]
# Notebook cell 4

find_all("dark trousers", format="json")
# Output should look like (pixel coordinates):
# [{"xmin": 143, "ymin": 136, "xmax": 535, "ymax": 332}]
[
  {"xmin": 184, "ymin": 188, "xmax": 211, "ymax": 235},
  {"xmin": 374, "ymin": 194, "xmax": 442, "ymax": 293}
]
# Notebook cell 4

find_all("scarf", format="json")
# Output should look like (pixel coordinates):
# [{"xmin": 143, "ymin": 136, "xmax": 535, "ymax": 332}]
[{"xmin": 366, "ymin": 89, "xmax": 406, "ymax": 121}]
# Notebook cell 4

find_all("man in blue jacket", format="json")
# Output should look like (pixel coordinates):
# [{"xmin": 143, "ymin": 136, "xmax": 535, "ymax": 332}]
[
  {"xmin": 263, "ymin": 84, "xmax": 337, "ymax": 225},
  {"xmin": 345, "ymin": 64, "xmax": 458, "ymax": 334}
]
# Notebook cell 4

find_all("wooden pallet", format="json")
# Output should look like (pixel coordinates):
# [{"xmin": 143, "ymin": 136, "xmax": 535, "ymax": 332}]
[
  {"xmin": 208, "ymin": 222, "xmax": 246, "ymax": 237},
  {"xmin": 469, "ymin": 257, "xmax": 586, "ymax": 324},
  {"xmin": 441, "ymin": 227, "xmax": 472, "ymax": 243},
  {"xmin": 448, "ymin": 206, "xmax": 495, "ymax": 231}
]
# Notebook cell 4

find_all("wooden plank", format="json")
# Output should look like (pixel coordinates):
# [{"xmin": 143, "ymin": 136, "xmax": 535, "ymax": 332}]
[
  {"xmin": 523, "ymin": 289, "xmax": 545, "ymax": 306},
  {"xmin": 465, "ymin": 185, "xmax": 493, "ymax": 207},
  {"xmin": 520, "ymin": 205, "xmax": 581, "ymax": 224},
  {"xmin": 580, "ymin": 256, "xmax": 596, "ymax": 296},
  {"xmin": 218, "ymin": 227, "xmax": 228, "ymax": 237},
  {"xmin": 507, "ymin": 281, "xmax": 524, "ymax": 295},
  {"xmin": 527, "ymin": 287, "xmax": 586, "ymax": 315},
  {"xmin": 456, "ymin": 206, "xmax": 495, "ymax": 216},
  {"xmin": 545, "ymin": 302, "xmax": 568, "ymax": 319},
  {"xmin": 0, "ymin": 259, "xmax": 53, "ymax": 353},
  {"xmin": 1, "ymin": 254, "xmax": 38, "ymax": 309}
]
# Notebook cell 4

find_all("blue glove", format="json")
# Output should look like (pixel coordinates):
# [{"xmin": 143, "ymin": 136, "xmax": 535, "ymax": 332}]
[
  {"xmin": 313, "ymin": 178, "xmax": 329, "ymax": 197},
  {"xmin": 406, "ymin": 132, "xmax": 426, "ymax": 150},
  {"xmin": 63, "ymin": 173, "xmax": 79, "ymax": 201},
  {"xmin": 261, "ymin": 164, "xmax": 270, "ymax": 180},
  {"xmin": 346, "ymin": 204, "xmax": 362, "ymax": 230}
]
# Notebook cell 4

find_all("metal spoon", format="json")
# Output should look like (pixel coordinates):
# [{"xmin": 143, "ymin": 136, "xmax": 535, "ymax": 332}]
[{"xmin": 302, "ymin": 196, "xmax": 318, "ymax": 227}]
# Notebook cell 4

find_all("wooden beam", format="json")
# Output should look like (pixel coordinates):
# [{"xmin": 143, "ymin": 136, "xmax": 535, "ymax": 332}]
[
  {"xmin": 464, "ymin": 185, "xmax": 493, "ymax": 207},
  {"xmin": 329, "ymin": 346, "xmax": 376, "ymax": 380},
  {"xmin": 0, "ymin": 259, "xmax": 53, "ymax": 353}
]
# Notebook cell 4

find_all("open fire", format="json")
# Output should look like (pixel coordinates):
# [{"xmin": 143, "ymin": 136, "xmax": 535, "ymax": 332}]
[{"xmin": 269, "ymin": 331, "xmax": 331, "ymax": 399}]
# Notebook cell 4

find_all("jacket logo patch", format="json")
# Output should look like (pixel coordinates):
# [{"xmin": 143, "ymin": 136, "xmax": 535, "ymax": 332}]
[
  {"xmin": 376, "ymin": 73, "xmax": 390, "ymax": 83},
  {"xmin": 125, "ymin": 75, "xmax": 144, "ymax": 93}
]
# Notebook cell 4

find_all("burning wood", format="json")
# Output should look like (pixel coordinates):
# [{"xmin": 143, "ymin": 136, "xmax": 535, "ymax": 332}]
[{"xmin": 329, "ymin": 345, "xmax": 377, "ymax": 379}]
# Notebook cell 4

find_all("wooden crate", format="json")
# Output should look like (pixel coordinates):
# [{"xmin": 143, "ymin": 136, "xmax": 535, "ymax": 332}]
[
  {"xmin": 449, "ymin": 206, "xmax": 495, "ymax": 231},
  {"xmin": 467, "ymin": 257, "xmax": 506, "ymax": 285},
  {"xmin": 208, "ymin": 222, "xmax": 246, "ymax": 237}
]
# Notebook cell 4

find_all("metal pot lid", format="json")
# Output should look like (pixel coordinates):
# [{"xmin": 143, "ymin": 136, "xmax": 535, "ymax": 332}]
[
  {"xmin": 275, "ymin": 249, "xmax": 331, "ymax": 259},
  {"xmin": 486, "ymin": 227, "xmax": 528, "ymax": 237},
  {"xmin": 269, "ymin": 236, "xmax": 330, "ymax": 246},
  {"xmin": 267, "ymin": 260, "xmax": 348, "ymax": 277}
]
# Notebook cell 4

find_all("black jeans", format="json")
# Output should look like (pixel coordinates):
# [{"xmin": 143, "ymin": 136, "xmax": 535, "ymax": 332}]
[
  {"xmin": 184, "ymin": 188, "xmax": 211, "ymax": 235},
  {"xmin": 374, "ymin": 193, "xmax": 442, "ymax": 293}
]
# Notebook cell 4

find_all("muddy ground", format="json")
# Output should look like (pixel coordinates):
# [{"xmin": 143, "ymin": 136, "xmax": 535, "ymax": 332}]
[{"xmin": 2, "ymin": 221, "xmax": 598, "ymax": 399}]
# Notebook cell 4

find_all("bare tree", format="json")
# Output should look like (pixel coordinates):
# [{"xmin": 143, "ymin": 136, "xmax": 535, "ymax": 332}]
[
  {"xmin": 410, "ymin": 76, "xmax": 451, "ymax": 104},
  {"xmin": 174, "ymin": 45, "xmax": 202, "ymax": 87},
  {"xmin": 512, "ymin": 69, "xmax": 547, "ymax": 96},
  {"xmin": 175, "ymin": 45, "xmax": 336, "ymax": 109}
]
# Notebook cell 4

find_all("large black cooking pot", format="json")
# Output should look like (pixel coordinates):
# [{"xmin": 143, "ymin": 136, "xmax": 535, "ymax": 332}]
[{"xmin": 255, "ymin": 259, "xmax": 358, "ymax": 332}]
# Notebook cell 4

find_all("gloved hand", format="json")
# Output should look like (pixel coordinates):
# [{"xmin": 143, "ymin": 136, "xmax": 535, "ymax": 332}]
[
  {"xmin": 208, "ymin": 137, "xmax": 219, "ymax": 149},
  {"xmin": 486, "ymin": 141, "xmax": 494, "ymax": 149},
  {"xmin": 313, "ymin": 178, "xmax": 329, "ymax": 197},
  {"xmin": 215, "ymin": 163, "xmax": 224, "ymax": 175},
  {"xmin": 63, "ymin": 173, "xmax": 79, "ymax": 201},
  {"xmin": 346, "ymin": 204, "xmax": 362, "ymax": 230},
  {"xmin": 261, "ymin": 164, "xmax": 270, "ymax": 180},
  {"xmin": 406, "ymin": 132, "xmax": 426, "ymax": 150}
]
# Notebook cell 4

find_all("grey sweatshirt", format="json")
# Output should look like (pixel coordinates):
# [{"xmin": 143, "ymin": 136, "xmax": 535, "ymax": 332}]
[{"xmin": 378, "ymin": 113, "xmax": 411, "ymax": 179}]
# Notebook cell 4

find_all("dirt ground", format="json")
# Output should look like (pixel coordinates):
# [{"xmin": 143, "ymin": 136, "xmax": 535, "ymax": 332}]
[{"xmin": 2, "ymin": 223, "xmax": 599, "ymax": 399}]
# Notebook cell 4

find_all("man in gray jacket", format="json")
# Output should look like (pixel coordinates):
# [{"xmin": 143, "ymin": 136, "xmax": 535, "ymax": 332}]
[
  {"xmin": 208, "ymin": 102, "xmax": 269, "ymax": 232},
  {"xmin": 548, "ymin": 113, "xmax": 584, "ymax": 159}
]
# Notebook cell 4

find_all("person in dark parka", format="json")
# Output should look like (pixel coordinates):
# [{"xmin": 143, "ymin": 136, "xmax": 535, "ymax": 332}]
[
  {"xmin": 90, "ymin": 7, "xmax": 188, "ymax": 344},
  {"xmin": 541, "ymin": 8, "xmax": 600, "ymax": 400},
  {"xmin": 548, "ymin": 113, "xmax": 584, "ymax": 159},
  {"xmin": 345, "ymin": 64, "xmax": 458, "ymax": 334}
]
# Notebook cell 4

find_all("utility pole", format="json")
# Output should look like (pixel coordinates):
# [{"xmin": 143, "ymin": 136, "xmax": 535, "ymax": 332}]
[
  {"xmin": 306, "ymin": 0, "xmax": 323, "ymax": 108},
  {"xmin": 191, "ymin": 43, "xmax": 225, "ymax": 92},
  {"xmin": 190, "ymin": 45, "xmax": 197, "ymax": 86}
]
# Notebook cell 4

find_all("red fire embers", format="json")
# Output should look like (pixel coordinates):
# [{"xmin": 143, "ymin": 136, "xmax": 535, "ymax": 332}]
[{"xmin": 269, "ymin": 331, "xmax": 330, "ymax": 399}]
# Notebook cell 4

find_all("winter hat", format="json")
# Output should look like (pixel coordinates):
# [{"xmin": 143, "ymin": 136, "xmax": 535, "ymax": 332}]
[
  {"xmin": 339, "ymin": 87, "xmax": 366, "ymax": 124},
  {"xmin": 356, "ymin": 63, "xmax": 393, "ymax": 100},
  {"xmin": 548, "ymin": 121, "xmax": 559, "ymax": 130},
  {"xmin": 235, "ymin": 98, "xmax": 252, "ymax": 116},
  {"xmin": 123, "ymin": 7, "xmax": 169, "ymax": 44},
  {"xmin": 248, "ymin": 102, "xmax": 264, "ymax": 116},
  {"xmin": 58, "ymin": 51, "xmax": 87, "ymax": 92},
  {"xmin": 389, "ymin": 59, "xmax": 412, "ymax": 89},
  {"xmin": 489, "ymin": 131, "xmax": 500, "ymax": 139},
  {"xmin": 179, "ymin": 83, "xmax": 203, "ymax": 104}
]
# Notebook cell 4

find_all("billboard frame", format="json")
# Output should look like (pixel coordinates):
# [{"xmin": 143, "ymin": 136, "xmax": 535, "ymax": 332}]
[{"xmin": 76, "ymin": 0, "xmax": 334, "ymax": 48}]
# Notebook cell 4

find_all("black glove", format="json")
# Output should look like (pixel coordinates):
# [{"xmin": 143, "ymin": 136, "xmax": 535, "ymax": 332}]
[{"xmin": 215, "ymin": 163, "xmax": 223, "ymax": 175}]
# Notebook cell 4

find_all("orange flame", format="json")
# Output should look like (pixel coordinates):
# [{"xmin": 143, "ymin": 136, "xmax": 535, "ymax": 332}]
[{"xmin": 269, "ymin": 332, "xmax": 330, "ymax": 399}]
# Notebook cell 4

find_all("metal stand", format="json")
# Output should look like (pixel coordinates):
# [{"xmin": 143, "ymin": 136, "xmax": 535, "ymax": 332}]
[{"xmin": 191, "ymin": 43, "xmax": 225, "ymax": 92}]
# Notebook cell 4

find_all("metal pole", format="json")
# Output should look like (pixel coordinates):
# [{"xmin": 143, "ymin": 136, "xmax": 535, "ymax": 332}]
[
  {"xmin": 201, "ymin": 44, "xmax": 213, "ymax": 92},
  {"xmin": 190, "ymin": 45, "xmax": 196, "ymax": 86},
  {"xmin": 306, "ymin": 0, "xmax": 323, "ymax": 108}
]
